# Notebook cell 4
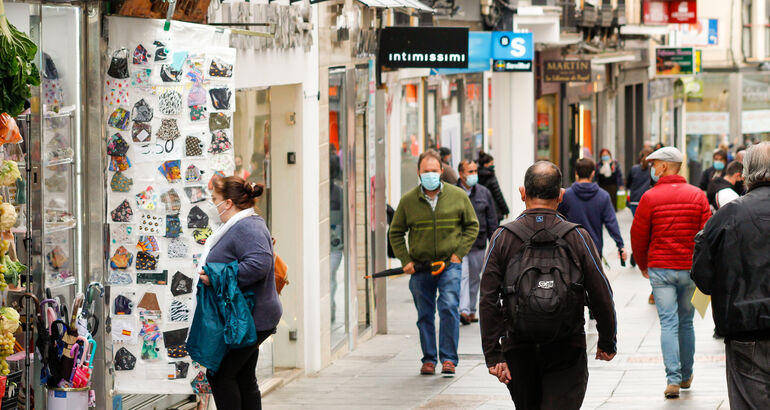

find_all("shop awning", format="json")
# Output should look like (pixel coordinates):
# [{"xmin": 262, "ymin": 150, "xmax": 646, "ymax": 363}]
[{"xmin": 356, "ymin": 0, "xmax": 434, "ymax": 12}]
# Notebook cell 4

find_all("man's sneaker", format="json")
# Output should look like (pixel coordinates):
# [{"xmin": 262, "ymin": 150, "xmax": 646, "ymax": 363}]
[
  {"xmin": 469, "ymin": 313, "xmax": 479, "ymax": 323},
  {"xmin": 680, "ymin": 375, "xmax": 694, "ymax": 389},
  {"xmin": 460, "ymin": 313, "xmax": 471, "ymax": 325},
  {"xmin": 649, "ymin": 293, "xmax": 655, "ymax": 305},
  {"xmin": 441, "ymin": 361, "xmax": 456, "ymax": 374},
  {"xmin": 664, "ymin": 384, "xmax": 680, "ymax": 398},
  {"xmin": 420, "ymin": 362, "xmax": 435, "ymax": 375}
]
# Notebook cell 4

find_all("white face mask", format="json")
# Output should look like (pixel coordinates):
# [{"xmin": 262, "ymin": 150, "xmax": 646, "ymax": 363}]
[{"xmin": 214, "ymin": 200, "xmax": 227, "ymax": 217}]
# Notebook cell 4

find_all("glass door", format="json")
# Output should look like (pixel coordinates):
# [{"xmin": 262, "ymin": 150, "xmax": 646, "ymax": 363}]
[{"xmin": 329, "ymin": 69, "xmax": 349, "ymax": 348}]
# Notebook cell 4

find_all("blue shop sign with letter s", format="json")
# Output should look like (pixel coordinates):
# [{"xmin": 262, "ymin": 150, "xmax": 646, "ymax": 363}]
[{"xmin": 492, "ymin": 32, "xmax": 533, "ymax": 61}]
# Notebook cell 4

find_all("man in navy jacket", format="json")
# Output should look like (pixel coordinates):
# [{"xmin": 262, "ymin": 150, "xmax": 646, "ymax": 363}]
[{"xmin": 558, "ymin": 157, "xmax": 627, "ymax": 260}]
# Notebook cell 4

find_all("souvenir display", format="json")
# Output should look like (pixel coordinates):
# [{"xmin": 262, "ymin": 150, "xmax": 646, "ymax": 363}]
[{"xmin": 106, "ymin": 20, "xmax": 235, "ymax": 395}]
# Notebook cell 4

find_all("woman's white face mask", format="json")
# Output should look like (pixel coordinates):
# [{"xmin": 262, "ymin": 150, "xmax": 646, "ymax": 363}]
[{"xmin": 214, "ymin": 200, "xmax": 228, "ymax": 219}]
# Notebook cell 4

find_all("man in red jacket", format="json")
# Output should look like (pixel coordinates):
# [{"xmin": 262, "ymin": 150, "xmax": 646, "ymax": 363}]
[{"xmin": 631, "ymin": 147, "xmax": 711, "ymax": 399}]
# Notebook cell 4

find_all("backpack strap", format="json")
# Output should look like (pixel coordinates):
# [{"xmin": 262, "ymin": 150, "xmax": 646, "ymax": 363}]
[
  {"xmin": 549, "ymin": 220, "xmax": 581, "ymax": 239},
  {"xmin": 502, "ymin": 221, "xmax": 536, "ymax": 243}
]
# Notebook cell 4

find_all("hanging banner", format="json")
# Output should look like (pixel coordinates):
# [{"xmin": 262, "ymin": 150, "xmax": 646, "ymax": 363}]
[
  {"xmin": 543, "ymin": 60, "xmax": 591, "ymax": 82},
  {"xmin": 643, "ymin": 0, "xmax": 698, "ymax": 25},
  {"xmin": 106, "ymin": 16, "xmax": 235, "ymax": 395},
  {"xmin": 742, "ymin": 109, "xmax": 770, "ymax": 134},
  {"xmin": 685, "ymin": 112, "xmax": 729, "ymax": 135},
  {"xmin": 678, "ymin": 18, "xmax": 718, "ymax": 46},
  {"xmin": 655, "ymin": 47, "xmax": 695, "ymax": 76},
  {"xmin": 379, "ymin": 27, "xmax": 469, "ymax": 69}
]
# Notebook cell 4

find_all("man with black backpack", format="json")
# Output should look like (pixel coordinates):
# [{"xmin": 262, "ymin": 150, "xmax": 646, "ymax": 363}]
[{"xmin": 480, "ymin": 161, "xmax": 617, "ymax": 409}]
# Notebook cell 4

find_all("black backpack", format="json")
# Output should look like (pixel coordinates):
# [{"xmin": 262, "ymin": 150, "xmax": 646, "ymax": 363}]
[{"xmin": 501, "ymin": 220, "xmax": 586, "ymax": 344}]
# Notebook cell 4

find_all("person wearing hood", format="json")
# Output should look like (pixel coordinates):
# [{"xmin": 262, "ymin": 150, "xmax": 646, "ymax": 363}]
[
  {"xmin": 478, "ymin": 152, "xmax": 509, "ymax": 222},
  {"xmin": 594, "ymin": 149, "xmax": 625, "ymax": 212},
  {"xmin": 559, "ymin": 157, "xmax": 626, "ymax": 260}
]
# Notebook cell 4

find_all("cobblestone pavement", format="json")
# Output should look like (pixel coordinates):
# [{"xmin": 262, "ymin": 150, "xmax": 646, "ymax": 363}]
[{"xmin": 264, "ymin": 210, "xmax": 729, "ymax": 409}]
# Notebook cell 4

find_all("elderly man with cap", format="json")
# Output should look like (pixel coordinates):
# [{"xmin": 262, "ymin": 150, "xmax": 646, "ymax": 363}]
[{"xmin": 630, "ymin": 146, "xmax": 711, "ymax": 399}]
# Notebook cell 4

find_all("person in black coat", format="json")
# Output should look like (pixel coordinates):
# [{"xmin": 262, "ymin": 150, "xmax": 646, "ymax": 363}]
[
  {"xmin": 698, "ymin": 150, "xmax": 728, "ymax": 191},
  {"xmin": 594, "ymin": 148, "xmax": 624, "ymax": 211},
  {"xmin": 477, "ymin": 152, "xmax": 509, "ymax": 222}
]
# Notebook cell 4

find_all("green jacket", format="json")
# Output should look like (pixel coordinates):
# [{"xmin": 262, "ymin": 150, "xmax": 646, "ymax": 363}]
[{"xmin": 389, "ymin": 183, "xmax": 479, "ymax": 266}]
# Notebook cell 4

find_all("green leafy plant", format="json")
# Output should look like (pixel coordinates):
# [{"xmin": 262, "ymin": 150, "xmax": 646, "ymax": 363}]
[{"xmin": 0, "ymin": 0, "xmax": 41, "ymax": 117}]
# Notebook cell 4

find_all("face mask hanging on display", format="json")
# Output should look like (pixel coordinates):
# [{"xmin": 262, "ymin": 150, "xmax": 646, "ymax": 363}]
[{"xmin": 107, "ymin": 48, "xmax": 130, "ymax": 79}]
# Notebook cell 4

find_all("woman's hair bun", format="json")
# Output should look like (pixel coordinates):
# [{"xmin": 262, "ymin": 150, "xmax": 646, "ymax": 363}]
[{"xmin": 245, "ymin": 181, "xmax": 264, "ymax": 198}]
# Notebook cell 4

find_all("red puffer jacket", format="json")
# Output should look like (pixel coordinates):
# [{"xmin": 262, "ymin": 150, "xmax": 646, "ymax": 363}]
[{"xmin": 631, "ymin": 175, "xmax": 711, "ymax": 271}]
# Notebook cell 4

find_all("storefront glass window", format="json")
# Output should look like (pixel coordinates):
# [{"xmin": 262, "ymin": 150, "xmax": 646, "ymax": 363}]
[
  {"xmin": 536, "ymin": 95, "xmax": 558, "ymax": 163},
  {"xmin": 741, "ymin": 73, "xmax": 770, "ymax": 145},
  {"xmin": 401, "ymin": 83, "xmax": 421, "ymax": 196},
  {"xmin": 462, "ymin": 75, "xmax": 483, "ymax": 162},
  {"xmin": 685, "ymin": 75, "xmax": 730, "ymax": 182},
  {"xmin": 329, "ymin": 70, "xmax": 349, "ymax": 348}
]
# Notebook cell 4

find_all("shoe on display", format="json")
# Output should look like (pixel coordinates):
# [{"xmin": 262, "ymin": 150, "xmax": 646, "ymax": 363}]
[
  {"xmin": 664, "ymin": 384, "xmax": 680, "ymax": 399},
  {"xmin": 420, "ymin": 362, "xmax": 435, "ymax": 375}
]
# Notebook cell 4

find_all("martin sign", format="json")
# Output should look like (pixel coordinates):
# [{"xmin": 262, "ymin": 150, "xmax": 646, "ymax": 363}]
[
  {"xmin": 543, "ymin": 60, "xmax": 591, "ymax": 82},
  {"xmin": 379, "ymin": 27, "xmax": 469, "ymax": 69}
]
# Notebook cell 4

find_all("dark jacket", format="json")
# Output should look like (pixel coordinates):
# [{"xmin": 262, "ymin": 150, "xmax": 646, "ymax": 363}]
[
  {"xmin": 595, "ymin": 159, "xmax": 624, "ymax": 188},
  {"xmin": 478, "ymin": 166, "xmax": 510, "ymax": 220},
  {"xmin": 692, "ymin": 184, "xmax": 770, "ymax": 341},
  {"xmin": 457, "ymin": 181, "xmax": 498, "ymax": 249},
  {"xmin": 698, "ymin": 166, "xmax": 724, "ymax": 191},
  {"xmin": 479, "ymin": 209, "xmax": 617, "ymax": 367},
  {"xmin": 706, "ymin": 177, "xmax": 738, "ymax": 210},
  {"xmin": 557, "ymin": 182, "xmax": 624, "ymax": 257},
  {"xmin": 626, "ymin": 164, "xmax": 652, "ymax": 204},
  {"xmin": 205, "ymin": 215, "xmax": 282, "ymax": 331}
]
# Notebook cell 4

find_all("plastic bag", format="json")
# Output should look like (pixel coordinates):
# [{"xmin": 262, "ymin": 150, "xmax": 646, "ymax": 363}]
[{"xmin": 0, "ymin": 114, "xmax": 22, "ymax": 146}]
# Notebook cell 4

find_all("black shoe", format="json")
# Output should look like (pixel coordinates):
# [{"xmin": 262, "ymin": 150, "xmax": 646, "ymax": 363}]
[
  {"xmin": 630, "ymin": 253, "xmax": 636, "ymax": 267},
  {"xmin": 460, "ymin": 313, "xmax": 471, "ymax": 325}
]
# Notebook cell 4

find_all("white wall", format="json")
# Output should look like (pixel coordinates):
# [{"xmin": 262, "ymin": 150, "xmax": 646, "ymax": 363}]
[
  {"xmin": 491, "ymin": 72, "xmax": 536, "ymax": 219},
  {"xmin": 236, "ymin": 47, "xmax": 316, "ymax": 90}
]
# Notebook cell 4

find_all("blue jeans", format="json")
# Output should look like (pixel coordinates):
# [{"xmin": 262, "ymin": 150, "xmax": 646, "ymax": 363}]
[
  {"xmin": 409, "ymin": 262, "xmax": 462, "ymax": 365},
  {"xmin": 648, "ymin": 268, "xmax": 696, "ymax": 385},
  {"xmin": 629, "ymin": 204, "xmax": 637, "ymax": 216}
]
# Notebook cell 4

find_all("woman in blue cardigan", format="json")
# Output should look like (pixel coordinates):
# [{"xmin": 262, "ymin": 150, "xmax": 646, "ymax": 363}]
[{"xmin": 199, "ymin": 176, "xmax": 282, "ymax": 410}]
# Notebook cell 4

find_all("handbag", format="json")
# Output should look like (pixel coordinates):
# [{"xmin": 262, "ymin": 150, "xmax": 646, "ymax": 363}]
[{"xmin": 273, "ymin": 238, "xmax": 289, "ymax": 295}]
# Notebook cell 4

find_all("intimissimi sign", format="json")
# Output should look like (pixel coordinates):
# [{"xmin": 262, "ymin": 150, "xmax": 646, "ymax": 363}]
[{"xmin": 379, "ymin": 27, "xmax": 469, "ymax": 69}]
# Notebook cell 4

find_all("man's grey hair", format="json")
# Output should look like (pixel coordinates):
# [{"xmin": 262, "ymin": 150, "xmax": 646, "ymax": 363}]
[{"xmin": 742, "ymin": 142, "xmax": 770, "ymax": 188}]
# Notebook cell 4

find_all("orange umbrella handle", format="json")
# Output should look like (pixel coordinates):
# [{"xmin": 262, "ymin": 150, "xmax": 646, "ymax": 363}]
[{"xmin": 430, "ymin": 261, "xmax": 446, "ymax": 276}]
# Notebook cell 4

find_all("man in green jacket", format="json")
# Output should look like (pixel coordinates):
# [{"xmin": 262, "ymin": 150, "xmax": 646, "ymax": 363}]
[{"xmin": 390, "ymin": 149, "xmax": 479, "ymax": 376}]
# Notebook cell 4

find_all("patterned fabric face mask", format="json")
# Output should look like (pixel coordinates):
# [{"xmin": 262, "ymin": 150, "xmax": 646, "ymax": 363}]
[
  {"xmin": 109, "ymin": 156, "xmax": 132, "ymax": 172},
  {"xmin": 168, "ymin": 238, "xmax": 188, "ymax": 258},
  {"xmin": 185, "ymin": 136, "xmax": 203, "ymax": 157},
  {"xmin": 186, "ymin": 206, "xmax": 209, "ymax": 228},
  {"xmin": 132, "ymin": 122, "xmax": 152, "ymax": 143},
  {"xmin": 104, "ymin": 79, "xmax": 130, "ymax": 107},
  {"xmin": 135, "ymin": 186, "xmax": 158, "ymax": 211},
  {"xmin": 170, "ymin": 271, "xmax": 193, "ymax": 296},
  {"xmin": 114, "ymin": 347, "xmax": 137, "ymax": 371},
  {"xmin": 193, "ymin": 227, "xmax": 212, "ymax": 245},
  {"xmin": 138, "ymin": 214, "xmax": 164, "ymax": 235},
  {"xmin": 108, "ymin": 107, "xmax": 131, "ymax": 130},
  {"xmin": 108, "ymin": 270, "xmax": 133, "ymax": 285},
  {"xmin": 110, "ymin": 224, "xmax": 134, "ymax": 244},
  {"xmin": 111, "ymin": 172, "xmax": 133, "ymax": 192},
  {"xmin": 158, "ymin": 91, "xmax": 182, "ymax": 116},
  {"xmin": 133, "ymin": 44, "xmax": 151, "ymax": 65},
  {"xmin": 165, "ymin": 215, "xmax": 183, "ymax": 238},
  {"xmin": 111, "ymin": 200, "xmax": 134, "ymax": 222},
  {"xmin": 209, "ymin": 59, "xmax": 233, "ymax": 78},
  {"xmin": 153, "ymin": 41, "xmax": 169, "ymax": 62},
  {"xmin": 160, "ymin": 64, "xmax": 182, "ymax": 82},
  {"xmin": 136, "ymin": 236, "xmax": 159, "ymax": 252},
  {"xmin": 131, "ymin": 68, "xmax": 152, "ymax": 89},
  {"xmin": 132, "ymin": 98, "xmax": 153, "ymax": 123},
  {"xmin": 157, "ymin": 119, "xmax": 181, "ymax": 141},
  {"xmin": 108, "ymin": 48, "xmax": 130, "ymax": 79},
  {"xmin": 160, "ymin": 189, "xmax": 182, "ymax": 214},
  {"xmin": 110, "ymin": 246, "xmax": 134, "ymax": 270},
  {"xmin": 208, "ymin": 88, "xmax": 232, "ymax": 110},
  {"xmin": 158, "ymin": 160, "xmax": 182, "ymax": 183},
  {"xmin": 187, "ymin": 84, "xmax": 207, "ymax": 107},
  {"xmin": 185, "ymin": 165, "xmax": 202, "ymax": 183},
  {"xmin": 209, "ymin": 112, "xmax": 230, "ymax": 131},
  {"xmin": 189, "ymin": 105, "xmax": 206, "ymax": 122},
  {"xmin": 169, "ymin": 299, "xmax": 190, "ymax": 322},
  {"xmin": 107, "ymin": 133, "xmax": 130, "ymax": 157},
  {"xmin": 184, "ymin": 186, "xmax": 207, "ymax": 204},
  {"xmin": 207, "ymin": 130, "xmax": 232, "ymax": 154},
  {"xmin": 135, "ymin": 251, "xmax": 158, "ymax": 271}
]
